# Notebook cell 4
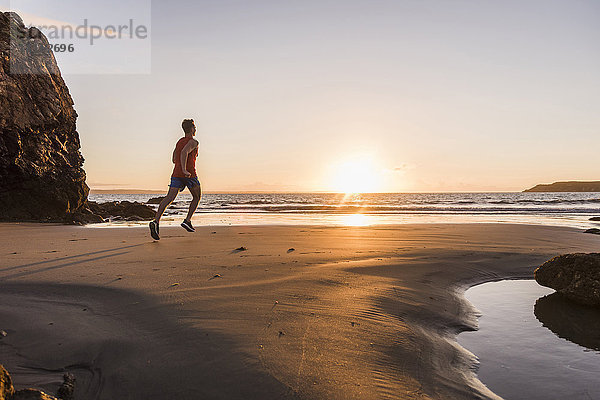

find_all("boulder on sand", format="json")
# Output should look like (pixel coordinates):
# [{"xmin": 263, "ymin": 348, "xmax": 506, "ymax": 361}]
[
  {"xmin": 88, "ymin": 201, "xmax": 155, "ymax": 221},
  {"xmin": 534, "ymin": 253, "xmax": 600, "ymax": 307},
  {"xmin": 146, "ymin": 196, "xmax": 165, "ymax": 205}
]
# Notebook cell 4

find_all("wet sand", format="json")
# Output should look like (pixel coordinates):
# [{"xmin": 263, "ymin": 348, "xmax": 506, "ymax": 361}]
[{"xmin": 0, "ymin": 223, "xmax": 598, "ymax": 399}]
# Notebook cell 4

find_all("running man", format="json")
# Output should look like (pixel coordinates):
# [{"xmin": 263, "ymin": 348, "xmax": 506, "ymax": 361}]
[{"xmin": 149, "ymin": 119, "xmax": 201, "ymax": 240}]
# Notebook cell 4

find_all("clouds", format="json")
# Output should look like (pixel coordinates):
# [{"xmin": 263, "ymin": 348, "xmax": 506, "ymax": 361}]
[{"xmin": 393, "ymin": 163, "xmax": 415, "ymax": 173}]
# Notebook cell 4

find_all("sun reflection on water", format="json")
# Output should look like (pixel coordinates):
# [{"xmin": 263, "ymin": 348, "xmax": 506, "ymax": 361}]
[{"xmin": 342, "ymin": 213, "xmax": 371, "ymax": 226}]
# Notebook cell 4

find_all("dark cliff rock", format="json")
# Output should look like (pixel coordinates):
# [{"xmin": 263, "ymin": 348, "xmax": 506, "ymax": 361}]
[
  {"xmin": 524, "ymin": 181, "xmax": 600, "ymax": 192},
  {"xmin": 0, "ymin": 12, "xmax": 89, "ymax": 222},
  {"xmin": 534, "ymin": 253, "xmax": 600, "ymax": 307}
]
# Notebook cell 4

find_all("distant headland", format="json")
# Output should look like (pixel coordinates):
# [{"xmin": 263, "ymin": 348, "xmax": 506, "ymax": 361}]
[{"xmin": 524, "ymin": 181, "xmax": 600, "ymax": 192}]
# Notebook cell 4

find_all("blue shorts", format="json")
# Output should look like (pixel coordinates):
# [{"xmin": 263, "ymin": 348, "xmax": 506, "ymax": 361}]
[{"xmin": 169, "ymin": 177, "xmax": 201, "ymax": 192}]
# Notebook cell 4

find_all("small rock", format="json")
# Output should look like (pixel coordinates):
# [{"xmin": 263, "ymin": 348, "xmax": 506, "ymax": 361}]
[
  {"xmin": 209, "ymin": 274, "xmax": 222, "ymax": 280},
  {"xmin": 584, "ymin": 228, "xmax": 600, "ymax": 235},
  {"xmin": 235, "ymin": 246, "xmax": 247, "ymax": 252},
  {"xmin": 170, "ymin": 283, "xmax": 180, "ymax": 287},
  {"xmin": 278, "ymin": 330, "xmax": 285, "ymax": 337},
  {"xmin": 0, "ymin": 330, "xmax": 6, "ymax": 338},
  {"xmin": 287, "ymin": 248, "xmax": 295, "ymax": 253},
  {"xmin": 589, "ymin": 217, "xmax": 600, "ymax": 221},
  {"xmin": 56, "ymin": 373, "xmax": 75, "ymax": 400},
  {"xmin": 146, "ymin": 196, "xmax": 165, "ymax": 205}
]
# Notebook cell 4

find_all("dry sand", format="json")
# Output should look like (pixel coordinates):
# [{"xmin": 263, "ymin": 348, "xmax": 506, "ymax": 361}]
[{"xmin": 0, "ymin": 223, "xmax": 598, "ymax": 399}]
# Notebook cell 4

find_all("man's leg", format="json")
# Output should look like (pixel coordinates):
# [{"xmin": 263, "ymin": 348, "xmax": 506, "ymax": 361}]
[
  {"xmin": 155, "ymin": 186, "xmax": 180, "ymax": 223},
  {"xmin": 185, "ymin": 184, "xmax": 202, "ymax": 222}
]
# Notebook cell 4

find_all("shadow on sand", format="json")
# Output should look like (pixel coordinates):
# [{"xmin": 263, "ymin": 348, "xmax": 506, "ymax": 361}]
[{"xmin": 0, "ymin": 282, "xmax": 296, "ymax": 400}]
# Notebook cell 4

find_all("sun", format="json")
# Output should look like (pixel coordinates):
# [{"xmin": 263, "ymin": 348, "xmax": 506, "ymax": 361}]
[{"xmin": 330, "ymin": 156, "xmax": 382, "ymax": 193}]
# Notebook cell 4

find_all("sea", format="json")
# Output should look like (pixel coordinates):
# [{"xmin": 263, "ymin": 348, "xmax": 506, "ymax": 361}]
[{"xmin": 88, "ymin": 192, "xmax": 600, "ymax": 229}]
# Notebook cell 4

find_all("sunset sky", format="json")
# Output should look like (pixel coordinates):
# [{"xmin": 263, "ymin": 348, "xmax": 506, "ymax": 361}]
[{"xmin": 3, "ymin": 0, "xmax": 600, "ymax": 192}]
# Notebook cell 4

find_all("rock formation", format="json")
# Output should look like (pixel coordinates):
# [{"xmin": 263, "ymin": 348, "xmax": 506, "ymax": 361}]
[
  {"xmin": 0, "ymin": 12, "xmax": 155, "ymax": 224},
  {"xmin": 9, "ymin": 389, "xmax": 58, "ymax": 400},
  {"xmin": 0, "ymin": 364, "xmax": 67, "ymax": 400},
  {"xmin": 0, "ymin": 12, "xmax": 89, "ymax": 222},
  {"xmin": 524, "ymin": 181, "xmax": 600, "ymax": 192},
  {"xmin": 1, "ymin": 365, "xmax": 13, "ymax": 400},
  {"xmin": 146, "ymin": 196, "xmax": 165, "ymax": 204},
  {"xmin": 534, "ymin": 253, "xmax": 600, "ymax": 307},
  {"xmin": 55, "ymin": 374, "xmax": 74, "ymax": 400},
  {"xmin": 88, "ymin": 200, "xmax": 155, "ymax": 221}
]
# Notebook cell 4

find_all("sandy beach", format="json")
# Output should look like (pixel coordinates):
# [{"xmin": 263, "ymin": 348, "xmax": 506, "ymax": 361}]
[
  {"xmin": 2, "ymin": 1, "xmax": 599, "ymax": 398},
  {"xmin": 0, "ymin": 223, "xmax": 598, "ymax": 399}
]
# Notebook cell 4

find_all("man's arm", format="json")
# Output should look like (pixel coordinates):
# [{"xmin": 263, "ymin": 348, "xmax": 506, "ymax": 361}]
[
  {"xmin": 172, "ymin": 148, "xmax": 177, "ymax": 163},
  {"xmin": 179, "ymin": 139, "xmax": 199, "ymax": 177}
]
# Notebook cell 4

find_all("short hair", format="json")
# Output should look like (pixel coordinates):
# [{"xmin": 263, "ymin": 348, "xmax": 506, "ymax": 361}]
[{"xmin": 182, "ymin": 119, "xmax": 195, "ymax": 134}]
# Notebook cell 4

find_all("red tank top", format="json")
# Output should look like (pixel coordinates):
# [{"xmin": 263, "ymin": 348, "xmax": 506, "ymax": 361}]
[{"xmin": 172, "ymin": 137, "xmax": 198, "ymax": 178}]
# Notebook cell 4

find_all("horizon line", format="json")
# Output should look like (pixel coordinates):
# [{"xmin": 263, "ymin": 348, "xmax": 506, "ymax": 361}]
[{"xmin": 89, "ymin": 188, "xmax": 532, "ymax": 194}]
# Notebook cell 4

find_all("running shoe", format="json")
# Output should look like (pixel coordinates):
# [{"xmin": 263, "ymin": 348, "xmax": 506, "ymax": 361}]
[
  {"xmin": 149, "ymin": 220, "xmax": 160, "ymax": 240},
  {"xmin": 181, "ymin": 219, "xmax": 195, "ymax": 232}
]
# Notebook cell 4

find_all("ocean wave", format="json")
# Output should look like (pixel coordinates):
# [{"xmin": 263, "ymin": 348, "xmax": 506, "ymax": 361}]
[
  {"xmin": 195, "ymin": 205, "xmax": 600, "ymax": 214},
  {"xmin": 91, "ymin": 193, "xmax": 600, "ymax": 217}
]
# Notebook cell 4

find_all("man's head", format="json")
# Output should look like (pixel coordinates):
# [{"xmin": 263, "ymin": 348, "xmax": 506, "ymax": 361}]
[{"xmin": 182, "ymin": 119, "xmax": 196, "ymax": 135}]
